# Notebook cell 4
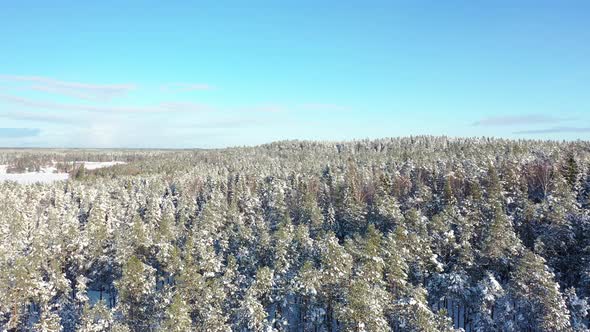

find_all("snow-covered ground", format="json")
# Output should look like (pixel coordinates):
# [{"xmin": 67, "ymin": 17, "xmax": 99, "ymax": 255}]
[
  {"xmin": 0, "ymin": 161, "xmax": 126, "ymax": 184},
  {"xmin": 80, "ymin": 161, "xmax": 126, "ymax": 170},
  {"xmin": 0, "ymin": 165, "xmax": 69, "ymax": 184}
]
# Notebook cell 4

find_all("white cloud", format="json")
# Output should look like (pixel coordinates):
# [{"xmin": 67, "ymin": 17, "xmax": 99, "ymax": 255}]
[
  {"xmin": 513, "ymin": 126, "xmax": 590, "ymax": 134},
  {"xmin": 0, "ymin": 74, "xmax": 135, "ymax": 101},
  {"xmin": 162, "ymin": 83, "xmax": 213, "ymax": 91},
  {"xmin": 0, "ymin": 110, "xmax": 77, "ymax": 123},
  {"xmin": 472, "ymin": 114, "xmax": 571, "ymax": 126},
  {"xmin": 0, "ymin": 93, "xmax": 212, "ymax": 114}
]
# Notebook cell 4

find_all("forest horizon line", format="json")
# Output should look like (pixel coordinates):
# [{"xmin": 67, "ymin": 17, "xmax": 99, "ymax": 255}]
[{"xmin": 1, "ymin": 134, "xmax": 588, "ymax": 151}]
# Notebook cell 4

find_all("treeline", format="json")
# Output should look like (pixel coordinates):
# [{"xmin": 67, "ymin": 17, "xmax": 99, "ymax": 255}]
[
  {"xmin": 0, "ymin": 149, "xmax": 163, "ymax": 173},
  {"xmin": 1, "ymin": 137, "xmax": 590, "ymax": 331}
]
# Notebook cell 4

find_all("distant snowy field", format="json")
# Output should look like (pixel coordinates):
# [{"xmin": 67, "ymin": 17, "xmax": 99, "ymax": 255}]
[
  {"xmin": 0, "ymin": 161, "xmax": 126, "ymax": 184},
  {"xmin": 82, "ymin": 161, "xmax": 126, "ymax": 170},
  {"xmin": 0, "ymin": 165, "xmax": 69, "ymax": 184}
]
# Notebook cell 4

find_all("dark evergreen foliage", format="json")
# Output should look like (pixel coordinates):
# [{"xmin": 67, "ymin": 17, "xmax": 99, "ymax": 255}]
[{"xmin": 1, "ymin": 137, "xmax": 589, "ymax": 331}]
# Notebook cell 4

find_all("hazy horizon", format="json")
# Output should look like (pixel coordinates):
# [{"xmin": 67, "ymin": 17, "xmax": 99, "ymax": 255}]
[{"xmin": 1, "ymin": 134, "xmax": 590, "ymax": 151}]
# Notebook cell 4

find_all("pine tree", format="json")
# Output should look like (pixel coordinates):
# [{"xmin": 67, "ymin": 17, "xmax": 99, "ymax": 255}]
[
  {"xmin": 564, "ymin": 287, "xmax": 590, "ymax": 331},
  {"xmin": 480, "ymin": 204, "xmax": 521, "ymax": 273},
  {"xmin": 470, "ymin": 272, "xmax": 505, "ymax": 331},
  {"xmin": 371, "ymin": 179, "xmax": 403, "ymax": 233},
  {"xmin": 392, "ymin": 286, "xmax": 456, "ymax": 332},
  {"xmin": 295, "ymin": 260, "xmax": 322, "ymax": 331},
  {"xmin": 162, "ymin": 293, "xmax": 192, "ymax": 332},
  {"xmin": 336, "ymin": 166, "xmax": 367, "ymax": 237},
  {"xmin": 236, "ymin": 267, "xmax": 274, "ymax": 331},
  {"xmin": 383, "ymin": 233, "xmax": 409, "ymax": 298},
  {"xmin": 79, "ymin": 301, "xmax": 115, "ymax": 332},
  {"xmin": 319, "ymin": 232, "xmax": 353, "ymax": 330},
  {"xmin": 338, "ymin": 278, "xmax": 390, "ymax": 332},
  {"xmin": 115, "ymin": 255, "xmax": 156, "ymax": 332},
  {"xmin": 300, "ymin": 189, "xmax": 324, "ymax": 238},
  {"xmin": 510, "ymin": 250, "xmax": 572, "ymax": 331}
]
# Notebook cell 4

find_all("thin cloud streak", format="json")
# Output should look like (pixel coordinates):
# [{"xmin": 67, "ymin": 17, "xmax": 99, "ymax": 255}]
[
  {"xmin": 513, "ymin": 127, "xmax": 590, "ymax": 134},
  {"xmin": 0, "ymin": 74, "xmax": 135, "ymax": 101},
  {"xmin": 183, "ymin": 118, "xmax": 269, "ymax": 129},
  {"xmin": 163, "ymin": 83, "xmax": 213, "ymax": 91},
  {"xmin": 0, "ymin": 93, "xmax": 307, "ymax": 116},
  {"xmin": 0, "ymin": 111, "xmax": 77, "ymax": 124},
  {"xmin": 0, "ymin": 93, "xmax": 212, "ymax": 114},
  {"xmin": 30, "ymin": 85, "xmax": 125, "ymax": 101},
  {"xmin": 299, "ymin": 103, "xmax": 351, "ymax": 112},
  {"xmin": 473, "ymin": 114, "xmax": 570, "ymax": 126},
  {"xmin": 159, "ymin": 102, "xmax": 215, "ymax": 113},
  {"xmin": 0, "ymin": 93, "xmax": 288, "ymax": 114},
  {"xmin": 242, "ymin": 105, "xmax": 287, "ymax": 113}
]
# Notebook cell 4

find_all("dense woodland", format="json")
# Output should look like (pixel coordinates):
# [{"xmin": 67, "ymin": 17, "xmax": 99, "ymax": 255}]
[{"xmin": 2, "ymin": 137, "xmax": 590, "ymax": 331}]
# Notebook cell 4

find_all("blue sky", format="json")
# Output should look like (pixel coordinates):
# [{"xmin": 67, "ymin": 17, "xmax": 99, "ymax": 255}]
[{"xmin": 0, "ymin": 1, "xmax": 589, "ymax": 148}]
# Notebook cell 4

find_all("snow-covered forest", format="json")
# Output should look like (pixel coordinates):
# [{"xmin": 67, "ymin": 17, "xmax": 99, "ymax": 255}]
[{"xmin": 2, "ymin": 136, "xmax": 590, "ymax": 331}]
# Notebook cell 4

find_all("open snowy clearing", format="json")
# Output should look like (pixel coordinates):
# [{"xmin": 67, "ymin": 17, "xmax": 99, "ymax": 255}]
[
  {"xmin": 0, "ymin": 165, "xmax": 69, "ymax": 184},
  {"xmin": 80, "ymin": 161, "xmax": 126, "ymax": 170}
]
